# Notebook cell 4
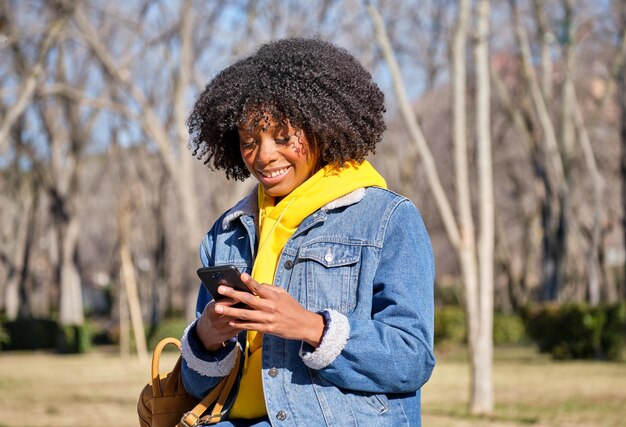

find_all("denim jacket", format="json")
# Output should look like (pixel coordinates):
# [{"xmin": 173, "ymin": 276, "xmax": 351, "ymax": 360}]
[{"xmin": 181, "ymin": 187, "xmax": 435, "ymax": 426}]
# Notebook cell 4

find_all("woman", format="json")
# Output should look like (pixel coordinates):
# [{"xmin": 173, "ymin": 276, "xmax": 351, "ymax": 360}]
[{"xmin": 181, "ymin": 38, "xmax": 435, "ymax": 426}]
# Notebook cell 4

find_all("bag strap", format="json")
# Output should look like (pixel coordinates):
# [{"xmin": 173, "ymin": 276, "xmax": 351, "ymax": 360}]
[
  {"xmin": 151, "ymin": 337, "xmax": 182, "ymax": 398},
  {"xmin": 204, "ymin": 348, "xmax": 242, "ymax": 423},
  {"xmin": 178, "ymin": 349, "xmax": 242, "ymax": 427}
]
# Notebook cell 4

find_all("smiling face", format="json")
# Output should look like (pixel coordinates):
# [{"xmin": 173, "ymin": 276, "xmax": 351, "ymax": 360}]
[{"xmin": 238, "ymin": 116, "xmax": 319, "ymax": 199}]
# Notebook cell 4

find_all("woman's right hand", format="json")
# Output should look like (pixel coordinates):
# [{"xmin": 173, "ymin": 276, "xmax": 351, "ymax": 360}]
[{"xmin": 196, "ymin": 299, "xmax": 242, "ymax": 353}]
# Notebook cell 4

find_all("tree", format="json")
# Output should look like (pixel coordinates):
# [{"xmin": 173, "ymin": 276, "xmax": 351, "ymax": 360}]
[
  {"xmin": 368, "ymin": 0, "xmax": 496, "ymax": 414},
  {"xmin": 619, "ymin": 0, "xmax": 626, "ymax": 300}
]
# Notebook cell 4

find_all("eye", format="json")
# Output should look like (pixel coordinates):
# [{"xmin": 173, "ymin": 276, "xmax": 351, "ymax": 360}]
[
  {"xmin": 275, "ymin": 135, "xmax": 293, "ymax": 145},
  {"xmin": 240, "ymin": 138, "xmax": 257, "ymax": 149}
]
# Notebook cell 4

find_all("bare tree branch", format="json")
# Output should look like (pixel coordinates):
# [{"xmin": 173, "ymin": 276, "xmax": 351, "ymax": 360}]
[
  {"xmin": 367, "ymin": 4, "xmax": 461, "ymax": 248},
  {"xmin": 0, "ymin": 17, "xmax": 65, "ymax": 155},
  {"xmin": 510, "ymin": 0, "xmax": 568, "ymax": 195}
]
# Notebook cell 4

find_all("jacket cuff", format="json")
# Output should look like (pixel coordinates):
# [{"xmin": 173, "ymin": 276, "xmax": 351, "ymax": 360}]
[
  {"xmin": 299, "ymin": 309, "xmax": 350, "ymax": 370},
  {"xmin": 181, "ymin": 320, "xmax": 239, "ymax": 377}
]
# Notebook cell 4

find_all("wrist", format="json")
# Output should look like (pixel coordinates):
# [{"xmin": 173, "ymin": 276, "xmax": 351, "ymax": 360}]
[
  {"xmin": 196, "ymin": 318, "xmax": 227, "ymax": 352},
  {"xmin": 303, "ymin": 312, "xmax": 326, "ymax": 348},
  {"xmin": 205, "ymin": 341, "xmax": 226, "ymax": 353}
]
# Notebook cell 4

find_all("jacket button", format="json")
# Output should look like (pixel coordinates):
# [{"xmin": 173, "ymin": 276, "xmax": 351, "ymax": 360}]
[
  {"xmin": 276, "ymin": 410, "xmax": 287, "ymax": 421},
  {"xmin": 268, "ymin": 367, "xmax": 278, "ymax": 377},
  {"xmin": 283, "ymin": 260, "xmax": 294, "ymax": 270}
]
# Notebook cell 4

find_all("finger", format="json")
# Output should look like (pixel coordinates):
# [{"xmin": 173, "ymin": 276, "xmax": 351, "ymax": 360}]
[
  {"xmin": 213, "ymin": 297, "xmax": 240, "ymax": 309},
  {"xmin": 241, "ymin": 273, "xmax": 280, "ymax": 297},
  {"xmin": 228, "ymin": 320, "xmax": 264, "ymax": 331},
  {"xmin": 217, "ymin": 304, "xmax": 267, "ymax": 323},
  {"xmin": 218, "ymin": 285, "xmax": 260, "ymax": 307},
  {"xmin": 240, "ymin": 273, "xmax": 262, "ymax": 294}
]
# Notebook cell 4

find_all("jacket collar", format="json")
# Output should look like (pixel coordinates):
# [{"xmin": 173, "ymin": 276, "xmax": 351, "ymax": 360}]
[{"xmin": 221, "ymin": 187, "xmax": 366, "ymax": 231}]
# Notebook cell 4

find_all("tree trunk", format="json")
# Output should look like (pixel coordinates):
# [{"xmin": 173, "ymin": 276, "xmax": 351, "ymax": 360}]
[
  {"xmin": 619, "ymin": 0, "xmax": 626, "ymax": 301},
  {"xmin": 118, "ymin": 202, "xmax": 149, "ymax": 362},
  {"xmin": 473, "ymin": 0, "xmax": 494, "ymax": 414},
  {"xmin": 510, "ymin": 0, "xmax": 569, "ymax": 301},
  {"xmin": 572, "ymin": 89, "xmax": 604, "ymax": 305},
  {"xmin": 4, "ymin": 193, "xmax": 33, "ymax": 320},
  {"xmin": 57, "ymin": 211, "xmax": 83, "ymax": 326}
]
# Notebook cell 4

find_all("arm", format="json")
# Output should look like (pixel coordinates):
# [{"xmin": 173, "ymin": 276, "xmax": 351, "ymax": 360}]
[
  {"xmin": 305, "ymin": 199, "xmax": 435, "ymax": 393},
  {"xmin": 180, "ymin": 231, "xmax": 241, "ymax": 399}
]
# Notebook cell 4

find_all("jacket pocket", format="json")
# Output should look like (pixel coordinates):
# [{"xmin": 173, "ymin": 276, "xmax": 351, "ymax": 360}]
[
  {"xmin": 297, "ymin": 241, "xmax": 361, "ymax": 313},
  {"xmin": 353, "ymin": 391, "xmax": 390, "ymax": 415}
]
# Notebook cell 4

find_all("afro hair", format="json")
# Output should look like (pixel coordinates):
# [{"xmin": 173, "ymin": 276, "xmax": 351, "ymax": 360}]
[{"xmin": 187, "ymin": 37, "xmax": 386, "ymax": 180}]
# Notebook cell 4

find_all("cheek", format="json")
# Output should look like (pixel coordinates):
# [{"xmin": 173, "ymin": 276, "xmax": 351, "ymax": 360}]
[
  {"xmin": 241, "ymin": 151, "xmax": 255, "ymax": 170},
  {"xmin": 289, "ymin": 139, "xmax": 308, "ymax": 157}
]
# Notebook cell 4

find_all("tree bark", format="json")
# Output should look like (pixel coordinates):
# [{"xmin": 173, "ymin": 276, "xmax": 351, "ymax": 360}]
[
  {"xmin": 4, "ymin": 184, "xmax": 35, "ymax": 320},
  {"xmin": 117, "ymin": 194, "xmax": 149, "ymax": 362},
  {"xmin": 571, "ymin": 87, "xmax": 604, "ymax": 304},
  {"xmin": 473, "ymin": 0, "xmax": 494, "ymax": 414},
  {"xmin": 618, "ymin": 0, "xmax": 626, "ymax": 301}
]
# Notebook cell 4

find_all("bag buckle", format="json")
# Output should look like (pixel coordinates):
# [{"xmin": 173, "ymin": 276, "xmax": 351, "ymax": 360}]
[{"xmin": 180, "ymin": 411, "xmax": 199, "ymax": 427}]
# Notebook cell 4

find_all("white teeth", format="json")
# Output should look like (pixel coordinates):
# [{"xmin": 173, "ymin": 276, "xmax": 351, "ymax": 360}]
[{"xmin": 262, "ymin": 167, "xmax": 289, "ymax": 178}]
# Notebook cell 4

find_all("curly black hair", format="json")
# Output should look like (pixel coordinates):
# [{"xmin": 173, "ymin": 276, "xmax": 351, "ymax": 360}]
[{"xmin": 187, "ymin": 37, "xmax": 386, "ymax": 181}]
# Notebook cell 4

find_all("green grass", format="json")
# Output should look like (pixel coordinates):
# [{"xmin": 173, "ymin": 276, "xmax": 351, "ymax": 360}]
[
  {"xmin": 0, "ymin": 345, "xmax": 624, "ymax": 426},
  {"xmin": 423, "ymin": 346, "xmax": 626, "ymax": 426}
]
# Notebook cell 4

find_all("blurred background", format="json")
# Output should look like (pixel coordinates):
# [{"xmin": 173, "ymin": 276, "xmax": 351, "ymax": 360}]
[{"xmin": 1, "ymin": 0, "xmax": 625, "ymax": 426}]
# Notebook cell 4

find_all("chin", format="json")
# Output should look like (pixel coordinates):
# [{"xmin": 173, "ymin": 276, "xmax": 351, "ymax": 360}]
[{"xmin": 264, "ymin": 185, "xmax": 293, "ymax": 198}]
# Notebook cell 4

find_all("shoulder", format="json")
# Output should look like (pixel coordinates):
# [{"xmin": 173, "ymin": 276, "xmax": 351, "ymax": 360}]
[
  {"xmin": 360, "ymin": 187, "xmax": 428, "ymax": 240},
  {"xmin": 205, "ymin": 188, "xmax": 257, "ymax": 237},
  {"xmin": 199, "ymin": 188, "xmax": 256, "ymax": 260},
  {"xmin": 357, "ymin": 187, "xmax": 421, "ymax": 219}
]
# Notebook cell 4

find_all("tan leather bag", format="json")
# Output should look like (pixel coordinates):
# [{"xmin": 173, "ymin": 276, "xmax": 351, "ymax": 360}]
[{"xmin": 137, "ymin": 337, "xmax": 241, "ymax": 427}]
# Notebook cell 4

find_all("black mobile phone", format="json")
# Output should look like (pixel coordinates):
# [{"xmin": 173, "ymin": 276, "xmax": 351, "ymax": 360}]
[{"xmin": 196, "ymin": 265, "xmax": 251, "ymax": 302}]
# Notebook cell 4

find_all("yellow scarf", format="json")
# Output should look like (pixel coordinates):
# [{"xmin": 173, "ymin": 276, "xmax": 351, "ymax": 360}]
[{"xmin": 228, "ymin": 160, "xmax": 386, "ymax": 419}]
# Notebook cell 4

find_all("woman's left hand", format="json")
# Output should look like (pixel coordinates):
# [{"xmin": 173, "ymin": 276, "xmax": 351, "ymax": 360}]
[{"xmin": 213, "ymin": 273, "xmax": 325, "ymax": 348}]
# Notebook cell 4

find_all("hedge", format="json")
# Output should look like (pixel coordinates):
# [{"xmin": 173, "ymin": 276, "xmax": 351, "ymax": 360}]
[
  {"xmin": 521, "ymin": 302, "xmax": 626, "ymax": 361},
  {"xmin": 0, "ymin": 318, "xmax": 92, "ymax": 354},
  {"xmin": 434, "ymin": 306, "xmax": 528, "ymax": 347}
]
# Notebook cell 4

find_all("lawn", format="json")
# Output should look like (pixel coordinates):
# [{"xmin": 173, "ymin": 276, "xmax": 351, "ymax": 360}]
[
  {"xmin": 422, "ymin": 346, "xmax": 626, "ymax": 426},
  {"xmin": 0, "ymin": 345, "xmax": 624, "ymax": 426}
]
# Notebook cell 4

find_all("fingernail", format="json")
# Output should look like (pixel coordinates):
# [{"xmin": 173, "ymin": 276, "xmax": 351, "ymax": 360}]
[
  {"xmin": 218, "ymin": 285, "xmax": 227, "ymax": 294},
  {"xmin": 241, "ymin": 273, "xmax": 250, "ymax": 281},
  {"xmin": 215, "ymin": 305, "xmax": 223, "ymax": 314}
]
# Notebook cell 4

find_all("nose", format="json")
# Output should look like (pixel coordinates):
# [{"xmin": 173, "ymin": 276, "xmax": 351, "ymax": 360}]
[{"xmin": 256, "ymin": 136, "xmax": 279, "ymax": 165}]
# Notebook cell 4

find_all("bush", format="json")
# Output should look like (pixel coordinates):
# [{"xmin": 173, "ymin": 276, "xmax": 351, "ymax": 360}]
[
  {"xmin": 0, "ymin": 319, "xmax": 92, "ymax": 353},
  {"xmin": 522, "ymin": 302, "xmax": 626, "ymax": 361},
  {"xmin": 1, "ymin": 319, "xmax": 58, "ymax": 351},
  {"xmin": 434, "ymin": 306, "xmax": 466, "ymax": 346},
  {"xmin": 147, "ymin": 317, "xmax": 188, "ymax": 350},
  {"xmin": 57, "ymin": 323, "xmax": 92, "ymax": 354},
  {"xmin": 434, "ymin": 306, "xmax": 527, "ymax": 347},
  {"xmin": 602, "ymin": 303, "xmax": 626, "ymax": 360},
  {"xmin": 493, "ymin": 312, "xmax": 528, "ymax": 345}
]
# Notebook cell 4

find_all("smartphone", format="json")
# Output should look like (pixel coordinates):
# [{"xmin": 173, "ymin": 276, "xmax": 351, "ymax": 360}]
[{"xmin": 196, "ymin": 265, "xmax": 251, "ymax": 302}]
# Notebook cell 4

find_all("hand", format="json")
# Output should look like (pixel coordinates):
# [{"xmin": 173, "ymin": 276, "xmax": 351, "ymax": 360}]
[
  {"xmin": 196, "ymin": 298, "xmax": 243, "ymax": 352},
  {"xmin": 214, "ymin": 273, "xmax": 325, "ymax": 348}
]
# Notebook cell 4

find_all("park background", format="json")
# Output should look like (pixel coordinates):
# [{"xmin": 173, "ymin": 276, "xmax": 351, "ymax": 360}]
[{"xmin": 1, "ymin": 0, "xmax": 625, "ymax": 426}]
